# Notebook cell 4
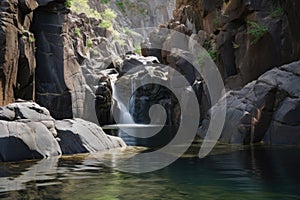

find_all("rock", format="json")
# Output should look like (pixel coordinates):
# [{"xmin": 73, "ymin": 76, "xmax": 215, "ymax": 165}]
[
  {"xmin": 120, "ymin": 53, "xmax": 159, "ymax": 75},
  {"xmin": 0, "ymin": 102, "xmax": 126, "ymax": 161},
  {"xmin": 264, "ymin": 97, "xmax": 300, "ymax": 145},
  {"xmin": 31, "ymin": 2, "xmax": 73, "ymax": 119},
  {"xmin": 95, "ymin": 74, "xmax": 115, "ymax": 126},
  {"xmin": 55, "ymin": 118, "xmax": 126, "ymax": 155},
  {"xmin": 0, "ymin": 0, "xmax": 36, "ymax": 106},
  {"xmin": 0, "ymin": 102, "xmax": 61, "ymax": 162},
  {"xmin": 199, "ymin": 60, "xmax": 300, "ymax": 145},
  {"xmin": 170, "ymin": 0, "xmax": 300, "ymax": 89}
]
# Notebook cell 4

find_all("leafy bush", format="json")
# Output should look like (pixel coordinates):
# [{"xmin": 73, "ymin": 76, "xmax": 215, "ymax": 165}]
[
  {"xmin": 64, "ymin": 0, "xmax": 73, "ymax": 8},
  {"xmin": 134, "ymin": 44, "xmax": 141, "ymax": 55},
  {"xmin": 71, "ymin": 0, "xmax": 101, "ymax": 19},
  {"xmin": 99, "ymin": 20, "xmax": 112, "ymax": 28},
  {"xmin": 202, "ymin": 39, "xmax": 217, "ymax": 62},
  {"xmin": 86, "ymin": 39, "xmax": 93, "ymax": 48},
  {"xmin": 102, "ymin": 8, "xmax": 117, "ymax": 21},
  {"xmin": 74, "ymin": 27, "xmax": 81, "ymax": 37},
  {"xmin": 269, "ymin": 5, "xmax": 284, "ymax": 18},
  {"xmin": 99, "ymin": 9, "xmax": 117, "ymax": 29},
  {"xmin": 247, "ymin": 21, "xmax": 268, "ymax": 45},
  {"xmin": 116, "ymin": 1, "xmax": 125, "ymax": 12}
]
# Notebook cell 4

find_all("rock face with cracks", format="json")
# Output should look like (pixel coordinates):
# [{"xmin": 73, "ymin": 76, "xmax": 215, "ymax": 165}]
[{"xmin": 199, "ymin": 60, "xmax": 300, "ymax": 145}]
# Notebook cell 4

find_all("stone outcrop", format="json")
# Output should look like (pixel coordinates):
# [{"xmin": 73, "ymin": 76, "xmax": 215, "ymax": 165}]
[
  {"xmin": 0, "ymin": 102, "xmax": 61, "ymax": 162},
  {"xmin": 55, "ymin": 118, "xmax": 126, "ymax": 154},
  {"xmin": 199, "ymin": 60, "xmax": 300, "ymax": 145},
  {"xmin": 86, "ymin": 0, "xmax": 176, "ymax": 29},
  {"xmin": 0, "ymin": 102, "xmax": 126, "ymax": 162},
  {"xmin": 0, "ymin": 0, "xmax": 37, "ymax": 106},
  {"xmin": 31, "ymin": 2, "xmax": 74, "ymax": 119},
  {"xmin": 158, "ymin": 0, "xmax": 300, "ymax": 89}
]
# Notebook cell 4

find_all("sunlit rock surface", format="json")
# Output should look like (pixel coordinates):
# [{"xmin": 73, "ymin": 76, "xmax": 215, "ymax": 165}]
[
  {"xmin": 0, "ymin": 102, "xmax": 61, "ymax": 162},
  {"xmin": 0, "ymin": 102, "xmax": 126, "ymax": 162}
]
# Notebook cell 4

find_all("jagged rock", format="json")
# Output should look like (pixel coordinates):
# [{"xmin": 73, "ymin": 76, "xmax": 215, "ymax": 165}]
[
  {"xmin": 55, "ymin": 118, "xmax": 126, "ymax": 155},
  {"xmin": 0, "ymin": 102, "xmax": 61, "ymax": 162},
  {"xmin": 120, "ymin": 53, "xmax": 159, "ymax": 75},
  {"xmin": 171, "ymin": 0, "xmax": 300, "ymax": 89},
  {"xmin": 95, "ymin": 73, "xmax": 115, "ymax": 126},
  {"xmin": 199, "ymin": 60, "xmax": 300, "ymax": 145},
  {"xmin": 0, "ymin": 0, "xmax": 36, "ymax": 106}
]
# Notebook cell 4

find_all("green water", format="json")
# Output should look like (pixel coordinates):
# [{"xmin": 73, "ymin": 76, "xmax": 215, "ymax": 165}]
[{"xmin": 0, "ymin": 145, "xmax": 300, "ymax": 200}]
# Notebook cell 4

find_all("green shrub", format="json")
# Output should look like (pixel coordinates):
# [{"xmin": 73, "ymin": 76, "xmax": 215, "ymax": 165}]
[
  {"xmin": 208, "ymin": 49, "xmax": 217, "ymax": 62},
  {"xmin": 28, "ymin": 36, "xmax": 35, "ymax": 43},
  {"xmin": 71, "ymin": 0, "xmax": 101, "ymax": 19},
  {"xmin": 269, "ymin": 5, "xmax": 284, "ymax": 18},
  {"xmin": 99, "ymin": 20, "xmax": 112, "ymax": 29},
  {"xmin": 133, "ymin": 44, "xmax": 141, "ymax": 55},
  {"xmin": 86, "ymin": 39, "xmax": 93, "ymax": 48},
  {"xmin": 99, "ymin": 9, "xmax": 117, "ymax": 29},
  {"xmin": 102, "ymin": 8, "xmax": 117, "ymax": 21},
  {"xmin": 247, "ymin": 21, "xmax": 268, "ymax": 45},
  {"xmin": 64, "ymin": 0, "xmax": 73, "ymax": 8},
  {"xmin": 214, "ymin": 16, "xmax": 220, "ymax": 27},
  {"xmin": 202, "ymin": 39, "xmax": 217, "ymax": 62},
  {"xmin": 74, "ymin": 27, "xmax": 81, "ymax": 37},
  {"xmin": 116, "ymin": 1, "xmax": 125, "ymax": 12}
]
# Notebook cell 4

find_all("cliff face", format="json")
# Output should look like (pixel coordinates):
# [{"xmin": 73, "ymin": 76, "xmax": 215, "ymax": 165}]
[
  {"xmin": 0, "ymin": 0, "xmax": 104, "ymax": 121},
  {"xmin": 173, "ymin": 0, "xmax": 300, "ymax": 88},
  {"xmin": 1, "ymin": 0, "xmax": 300, "ymax": 123},
  {"xmin": 0, "ymin": 0, "xmax": 37, "ymax": 106}
]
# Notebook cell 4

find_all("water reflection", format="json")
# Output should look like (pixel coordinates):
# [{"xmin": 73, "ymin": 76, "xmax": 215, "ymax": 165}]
[{"xmin": 0, "ymin": 145, "xmax": 300, "ymax": 199}]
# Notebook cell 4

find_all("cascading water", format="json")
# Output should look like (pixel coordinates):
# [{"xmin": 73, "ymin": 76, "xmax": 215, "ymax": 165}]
[
  {"xmin": 105, "ymin": 77, "xmax": 169, "ymax": 147},
  {"xmin": 110, "ymin": 80, "xmax": 135, "ymax": 124}
]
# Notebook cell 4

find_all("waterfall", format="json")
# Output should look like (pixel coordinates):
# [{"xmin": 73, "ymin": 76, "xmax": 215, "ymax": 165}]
[{"xmin": 110, "ymin": 80, "xmax": 135, "ymax": 124}]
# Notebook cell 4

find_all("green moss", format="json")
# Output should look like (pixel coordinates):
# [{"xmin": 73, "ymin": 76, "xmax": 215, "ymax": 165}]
[{"xmin": 247, "ymin": 21, "xmax": 268, "ymax": 45}]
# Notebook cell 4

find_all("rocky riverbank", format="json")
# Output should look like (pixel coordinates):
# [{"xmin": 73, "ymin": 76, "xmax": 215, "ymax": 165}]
[
  {"xmin": 0, "ymin": 102, "xmax": 125, "ymax": 162},
  {"xmin": 0, "ymin": 0, "xmax": 300, "ymax": 162}
]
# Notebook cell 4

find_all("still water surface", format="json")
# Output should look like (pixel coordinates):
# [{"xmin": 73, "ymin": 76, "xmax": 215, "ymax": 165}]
[{"xmin": 0, "ymin": 145, "xmax": 300, "ymax": 199}]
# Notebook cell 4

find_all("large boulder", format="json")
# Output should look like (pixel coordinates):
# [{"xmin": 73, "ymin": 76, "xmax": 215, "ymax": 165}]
[
  {"xmin": 199, "ymin": 60, "xmax": 300, "ymax": 145},
  {"xmin": 55, "ymin": 118, "xmax": 126, "ymax": 154},
  {"xmin": 0, "ymin": 102, "xmax": 126, "ymax": 162},
  {"xmin": 0, "ymin": 102, "xmax": 61, "ymax": 162}
]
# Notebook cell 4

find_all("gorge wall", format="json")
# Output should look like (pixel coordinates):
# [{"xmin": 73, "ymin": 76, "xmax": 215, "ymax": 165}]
[{"xmin": 172, "ymin": 0, "xmax": 300, "ymax": 88}]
